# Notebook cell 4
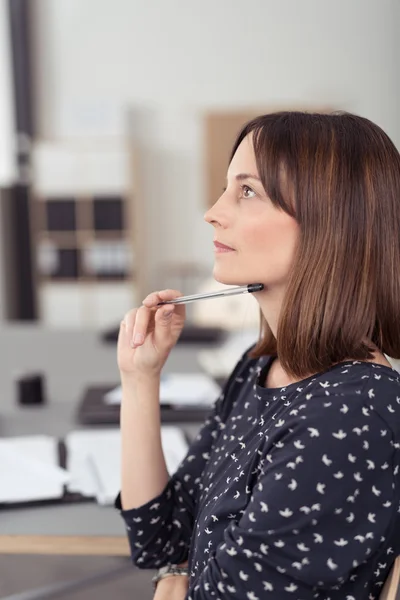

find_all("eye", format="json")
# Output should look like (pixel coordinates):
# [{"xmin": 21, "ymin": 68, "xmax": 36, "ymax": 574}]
[{"xmin": 241, "ymin": 184, "xmax": 256, "ymax": 199}]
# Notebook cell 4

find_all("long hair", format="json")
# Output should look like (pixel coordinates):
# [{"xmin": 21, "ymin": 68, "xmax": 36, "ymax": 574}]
[{"xmin": 229, "ymin": 111, "xmax": 400, "ymax": 378}]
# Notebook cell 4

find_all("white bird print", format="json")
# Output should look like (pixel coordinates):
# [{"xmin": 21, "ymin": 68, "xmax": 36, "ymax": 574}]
[
  {"xmin": 254, "ymin": 563, "xmax": 263, "ymax": 572},
  {"xmin": 275, "ymin": 419, "xmax": 285, "ymax": 427},
  {"xmin": 226, "ymin": 476, "xmax": 231, "ymax": 483},
  {"xmin": 275, "ymin": 473, "xmax": 283, "ymax": 480},
  {"xmin": 294, "ymin": 440, "xmax": 305, "ymax": 449},
  {"xmin": 317, "ymin": 483, "xmax": 326, "ymax": 494},
  {"xmin": 334, "ymin": 471, "xmax": 344, "ymax": 479},
  {"xmin": 248, "ymin": 512, "xmax": 256, "ymax": 522},
  {"xmin": 274, "ymin": 540, "xmax": 285, "ymax": 548},
  {"xmin": 340, "ymin": 404, "xmax": 349, "ymax": 413},
  {"xmin": 173, "ymin": 519, "xmax": 182, "ymax": 529},
  {"xmin": 226, "ymin": 547, "xmax": 237, "ymax": 556},
  {"xmin": 352, "ymin": 427, "xmax": 362, "ymax": 436},
  {"xmin": 243, "ymin": 549, "xmax": 253, "ymax": 558},
  {"xmin": 227, "ymin": 585, "xmax": 236, "ymax": 593},
  {"xmin": 354, "ymin": 535, "xmax": 365, "ymax": 543},
  {"xmin": 362, "ymin": 406, "xmax": 370, "ymax": 416},
  {"xmin": 354, "ymin": 472, "xmax": 363, "ymax": 482},
  {"xmin": 239, "ymin": 571, "xmax": 249, "ymax": 581},
  {"xmin": 319, "ymin": 381, "xmax": 330, "ymax": 388},
  {"xmin": 327, "ymin": 558, "xmax": 338, "ymax": 570},
  {"xmin": 368, "ymin": 388, "xmax": 375, "ymax": 399},
  {"xmin": 346, "ymin": 513, "xmax": 355, "ymax": 523},
  {"xmin": 288, "ymin": 479, "xmax": 298, "ymax": 491},
  {"xmin": 247, "ymin": 592, "xmax": 258, "ymax": 600},
  {"xmin": 279, "ymin": 508, "xmax": 293, "ymax": 517},
  {"xmin": 277, "ymin": 566, "xmax": 286, "ymax": 574},
  {"xmin": 322, "ymin": 454, "xmax": 332, "ymax": 466},
  {"xmin": 234, "ymin": 491, "xmax": 240, "ymax": 499},
  {"xmin": 332, "ymin": 430, "xmax": 347, "ymax": 439},
  {"xmin": 383, "ymin": 501, "xmax": 392, "ymax": 508},
  {"xmin": 260, "ymin": 502, "xmax": 269, "ymax": 513},
  {"xmin": 313, "ymin": 533, "xmax": 323, "ymax": 543},
  {"xmin": 297, "ymin": 542, "xmax": 310, "ymax": 552},
  {"xmin": 245, "ymin": 485, "xmax": 251, "ymax": 494},
  {"xmin": 287, "ymin": 461, "xmax": 296, "ymax": 469},
  {"xmin": 202, "ymin": 452, "xmax": 210, "ymax": 460},
  {"xmin": 300, "ymin": 506, "xmax": 311, "ymax": 514},
  {"xmin": 292, "ymin": 561, "xmax": 302, "ymax": 570},
  {"xmin": 133, "ymin": 517, "xmax": 142, "ymax": 523},
  {"xmin": 150, "ymin": 516, "xmax": 161, "ymax": 524},
  {"xmin": 311, "ymin": 503, "xmax": 321, "ymax": 511},
  {"xmin": 240, "ymin": 442, "xmax": 246, "ymax": 449},
  {"xmin": 211, "ymin": 515, "xmax": 218, "ymax": 522},
  {"xmin": 334, "ymin": 538, "xmax": 348, "ymax": 546},
  {"xmin": 149, "ymin": 502, "xmax": 160, "ymax": 510},
  {"xmin": 217, "ymin": 582, "xmax": 225, "ymax": 594},
  {"xmin": 205, "ymin": 527, "xmax": 212, "ymax": 534},
  {"xmin": 284, "ymin": 583, "xmax": 298, "ymax": 592},
  {"xmin": 260, "ymin": 543, "xmax": 269, "ymax": 555},
  {"xmin": 275, "ymin": 440, "xmax": 285, "ymax": 448},
  {"xmin": 263, "ymin": 582, "xmax": 273, "ymax": 591},
  {"xmin": 134, "ymin": 541, "xmax": 143, "ymax": 548},
  {"xmin": 187, "ymin": 454, "xmax": 195, "ymax": 462},
  {"xmin": 388, "ymin": 404, "xmax": 395, "ymax": 413},
  {"xmin": 372, "ymin": 486, "xmax": 381, "ymax": 496},
  {"xmin": 368, "ymin": 513, "xmax": 376, "ymax": 523},
  {"xmin": 308, "ymin": 427, "xmax": 320, "ymax": 437},
  {"xmin": 367, "ymin": 460, "xmax": 375, "ymax": 470}
]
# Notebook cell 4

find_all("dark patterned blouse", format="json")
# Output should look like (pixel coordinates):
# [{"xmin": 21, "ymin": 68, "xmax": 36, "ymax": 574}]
[{"xmin": 116, "ymin": 347, "xmax": 400, "ymax": 600}]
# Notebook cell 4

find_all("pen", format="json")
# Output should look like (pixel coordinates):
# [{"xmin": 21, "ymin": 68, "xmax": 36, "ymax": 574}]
[{"xmin": 157, "ymin": 283, "xmax": 264, "ymax": 306}]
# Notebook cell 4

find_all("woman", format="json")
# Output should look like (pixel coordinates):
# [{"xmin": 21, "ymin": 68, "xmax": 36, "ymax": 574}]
[{"xmin": 115, "ymin": 111, "xmax": 400, "ymax": 600}]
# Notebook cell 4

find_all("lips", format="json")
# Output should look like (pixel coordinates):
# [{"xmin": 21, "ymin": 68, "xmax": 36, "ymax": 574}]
[{"xmin": 214, "ymin": 241, "xmax": 235, "ymax": 250}]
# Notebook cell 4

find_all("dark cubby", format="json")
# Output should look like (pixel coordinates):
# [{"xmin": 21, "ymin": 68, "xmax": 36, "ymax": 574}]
[
  {"xmin": 51, "ymin": 248, "xmax": 79, "ymax": 279},
  {"xmin": 93, "ymin": 196, "xmax": 124, "ymax": 231},
  {"xmin": 46, "ymin": 199, "xmax": 76, "ymax": 231}
]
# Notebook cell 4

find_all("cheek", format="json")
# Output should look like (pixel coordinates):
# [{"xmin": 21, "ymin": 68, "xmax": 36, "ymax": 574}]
[{"xmin": 242, "ymin": 214, "xmax": 299, "ymax": 265}]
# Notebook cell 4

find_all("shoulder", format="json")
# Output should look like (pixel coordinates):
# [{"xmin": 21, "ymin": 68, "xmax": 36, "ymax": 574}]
[{"xmin": 288, "ymin": 360, "xmax": 400, "ymax": 452}]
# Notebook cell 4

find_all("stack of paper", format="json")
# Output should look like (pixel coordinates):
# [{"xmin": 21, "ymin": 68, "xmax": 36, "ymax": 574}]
[
  {"xmin": 104, "ymin": 373, "xmax": 221, "ymax": 407},
  {"xmin": 0, "ymin": 436, "xmax": 70, "ymax": 503},
  {"xmin": 65, "ymin": 426, "xmax": 189, "ymax": 505},
  {"xmin": 197, "ymin": 329, "xmax": 259, "ymax": 379}
]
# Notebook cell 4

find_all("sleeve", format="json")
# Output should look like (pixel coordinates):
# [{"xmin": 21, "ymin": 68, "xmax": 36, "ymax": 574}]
[
  {"xmin": 115, "ymin": 345, "xmax": 254, "ymax": 569},
  {"xmin": 186, "ymin": 398, "xmax": 396, "ymax": 599}
]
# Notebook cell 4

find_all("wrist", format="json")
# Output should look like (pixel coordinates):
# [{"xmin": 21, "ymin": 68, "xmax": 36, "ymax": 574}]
[{"xmin": 152, "ymin": 565, "xmax": 189, "ymax": 591}]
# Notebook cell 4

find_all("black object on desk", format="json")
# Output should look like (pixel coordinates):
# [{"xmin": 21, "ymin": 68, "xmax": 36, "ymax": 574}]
[
  {"xmin": 101, "ymin": 323, "xmax": 227, "ymax": 345},
  {"xmin": 16, "ymin": 373, "xmax": 46, "ymax": 406},
  {"xmin": 77, "ymin": 386, "xmax": 214, "ymax": 425}
]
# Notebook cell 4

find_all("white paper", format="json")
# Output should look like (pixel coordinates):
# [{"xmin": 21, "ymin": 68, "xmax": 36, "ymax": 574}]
[
  {"xmin": 104, "ymin": 373, "xmax": 221, "ymax": 407},
  {"xmin": 0, "ymin": 436, "xmax": 70, "ymax": 503},
  {"xmin": 197, "ymin": 329, "xmax": 259, "ymax": 379},
  {"xmin": 65, "ymin": 426, "xmax": 189, "ymax": 505}
]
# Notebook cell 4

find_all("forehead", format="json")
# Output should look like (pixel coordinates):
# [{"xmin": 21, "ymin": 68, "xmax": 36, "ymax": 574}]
[{"xmin": 227, "ymin": 133, "xmax": 258, "ymax": 176}]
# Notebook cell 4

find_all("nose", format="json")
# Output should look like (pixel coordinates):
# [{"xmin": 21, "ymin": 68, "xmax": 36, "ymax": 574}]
[{"xmin": 204, "ymin": 192, "xmax": 228, "ymax": 228}]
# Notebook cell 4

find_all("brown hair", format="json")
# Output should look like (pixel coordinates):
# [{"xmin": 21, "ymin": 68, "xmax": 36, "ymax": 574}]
[{"xmin": 230, "ymin": 111, "xmax": 400, "ymax": 378}]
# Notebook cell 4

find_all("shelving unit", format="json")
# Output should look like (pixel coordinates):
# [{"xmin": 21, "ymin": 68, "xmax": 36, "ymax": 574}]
[{"xmin": 30, "ymin": 140, "xmax": 137, "ymax": 328}]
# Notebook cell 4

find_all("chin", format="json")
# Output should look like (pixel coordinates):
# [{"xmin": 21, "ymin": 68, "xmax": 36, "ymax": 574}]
[{"xmin": 212, "ymin": 268, "xmax": 254, "ymax": 287}]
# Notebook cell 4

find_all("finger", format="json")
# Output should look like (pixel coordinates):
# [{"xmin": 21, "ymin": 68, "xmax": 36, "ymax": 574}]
[
  {"xmin": 142, "ymin": 289, "xmax": 183, "ymax": 308},
  {"xmin": 123, "ymin": 308, "xmax": 138, "ymax": 346},
  {"xmin": 131, "ymin": 305, "xmax": 152, "ymax": 348},
  {"xmin": 153, "ymin": 304, "xmax": 176, "ymax": 345}
]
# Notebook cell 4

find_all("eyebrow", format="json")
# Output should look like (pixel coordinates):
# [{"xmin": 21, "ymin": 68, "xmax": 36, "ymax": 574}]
[{"xmin": 230, "ymin": 173, "xmax": 261, "ymax": 182}]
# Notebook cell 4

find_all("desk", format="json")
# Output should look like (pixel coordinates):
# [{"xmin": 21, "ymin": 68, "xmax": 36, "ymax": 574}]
[
  {"xmin": 0, "ymin": 326, "xmax": 207, "ymax": 552},
  {"xmin": 0, "ymin": 326, "xmax": 209, "ymax": 598}
]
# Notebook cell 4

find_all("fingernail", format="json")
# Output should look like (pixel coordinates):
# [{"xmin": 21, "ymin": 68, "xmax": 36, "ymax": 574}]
[{"xmin": 133, "ymin": 333, "xmax": 144, "ymax": 345}]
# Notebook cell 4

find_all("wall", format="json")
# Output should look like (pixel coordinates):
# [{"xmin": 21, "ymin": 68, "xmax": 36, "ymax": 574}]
[{"xmin": 32, "ymin": 0, "xmax": 400, "ymax": 292}]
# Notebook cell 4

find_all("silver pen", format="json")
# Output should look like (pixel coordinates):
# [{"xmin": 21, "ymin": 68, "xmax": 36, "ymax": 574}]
[{"xmin": 157, "ymin": 283, "xmax": 264, "ymax": 306}]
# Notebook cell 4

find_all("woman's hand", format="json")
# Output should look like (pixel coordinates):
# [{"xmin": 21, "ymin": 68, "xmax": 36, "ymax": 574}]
[
  {"xmin": 118, "ymin": 289, "xmax": 186, "ymax": 377},
  {"xmin": 153, "ymin": 575, "xmax": 189, "ymax": 600}
]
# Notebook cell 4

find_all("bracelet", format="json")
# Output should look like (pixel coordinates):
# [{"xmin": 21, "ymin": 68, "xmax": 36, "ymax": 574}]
[{"xmin": 152, "ymin": 564, "xmax": 189, "ymax": 590}]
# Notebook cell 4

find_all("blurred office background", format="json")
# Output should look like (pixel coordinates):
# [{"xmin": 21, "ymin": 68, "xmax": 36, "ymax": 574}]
[{"xmin": 0, "ymin": 0, "xmax": 399, "ymax": 597}]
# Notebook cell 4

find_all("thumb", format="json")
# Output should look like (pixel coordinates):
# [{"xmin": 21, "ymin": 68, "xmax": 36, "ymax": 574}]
[{"xmin": 155, "ymin": 305, "xmax": 175, "ymax": 329}]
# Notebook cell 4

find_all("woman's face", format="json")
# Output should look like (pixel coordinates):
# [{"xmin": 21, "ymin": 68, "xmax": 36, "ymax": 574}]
[{"xmin": 204, "ymin": 134, "xmax": 300, "ymax": 292}]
